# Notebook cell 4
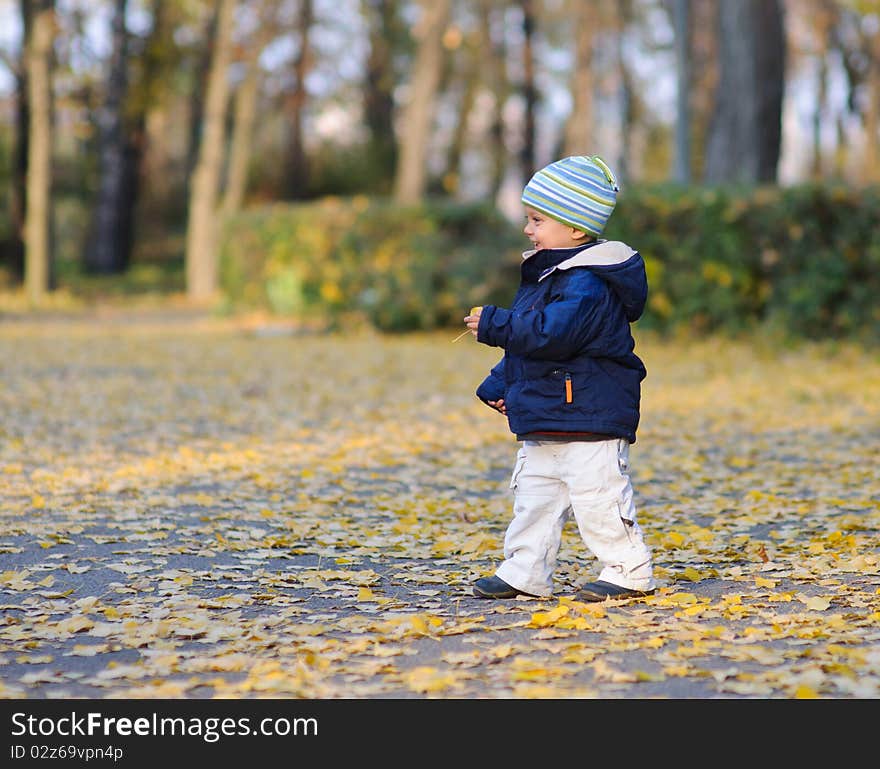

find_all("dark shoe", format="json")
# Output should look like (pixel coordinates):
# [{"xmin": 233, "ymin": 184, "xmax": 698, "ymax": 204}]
[
  {"xmin": 576, "ymin": 580, "xmax": 655, "ymax": 602},
  {"xmin": 473, "ymin": 576, "xmax": 535, "ymax": 599}
]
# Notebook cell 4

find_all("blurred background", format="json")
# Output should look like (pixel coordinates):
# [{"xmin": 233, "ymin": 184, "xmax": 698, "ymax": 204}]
[{"xmin": 1, "ymin": 0, "xmax": 878, "ymax": 339}]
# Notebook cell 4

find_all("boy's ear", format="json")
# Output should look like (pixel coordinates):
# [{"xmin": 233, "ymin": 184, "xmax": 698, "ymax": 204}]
[{"xmin": 570, "ymin": 227, "xmax": 590, "ymax": 241}]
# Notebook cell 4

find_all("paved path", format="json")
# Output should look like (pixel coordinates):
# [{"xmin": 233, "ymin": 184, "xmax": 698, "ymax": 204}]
[{"xmin": 2, "ymin": 316, "xmax": 879, "ymax": 701}]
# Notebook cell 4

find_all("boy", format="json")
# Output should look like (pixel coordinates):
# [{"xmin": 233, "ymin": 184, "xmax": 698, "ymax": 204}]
[{"xmin": 463, "ymin": 154, "xmax": 655, "ymax": 602}]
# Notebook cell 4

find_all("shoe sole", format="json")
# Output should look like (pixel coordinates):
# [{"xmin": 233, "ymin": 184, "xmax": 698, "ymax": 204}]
[
  {"xmin": 577, "ymin": 589, "xmax": 655, "ymax": 602},
  {"xmin": 473, "ymin": 588, "xmax": 522, "ymax": 599},
  {"xmin": 473, "ymin": 587, "xmax": 541, "ymax": 599}
]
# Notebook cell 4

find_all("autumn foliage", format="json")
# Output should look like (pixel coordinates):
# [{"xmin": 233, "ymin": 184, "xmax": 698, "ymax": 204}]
[{"xmin": 1, "ymin": 319, "xmax": 878, "ymax": 698}]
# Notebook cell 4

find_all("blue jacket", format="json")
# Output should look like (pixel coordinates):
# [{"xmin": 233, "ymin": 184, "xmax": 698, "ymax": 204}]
[{"xmin": 475, "ymin": 240, "xmax": 647, "ymax": 443}]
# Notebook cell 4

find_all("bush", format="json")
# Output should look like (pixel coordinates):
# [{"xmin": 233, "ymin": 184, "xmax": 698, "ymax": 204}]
[
  {"xmin": 220, "ymin": 196, "xmax": 523, "ymax": 331},
  {"xmin": 220, "ymin": 185, "xmax": 880, "ymax": 341},
  {"xmin": 604, "ymin": 183, "xmax": 880, "ymax": 342}
]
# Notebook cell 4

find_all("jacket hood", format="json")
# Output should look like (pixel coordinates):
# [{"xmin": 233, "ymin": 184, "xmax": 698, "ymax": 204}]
[{"xmin": 527, "ymin": 240, "xmax": 647, "ymax": 322}]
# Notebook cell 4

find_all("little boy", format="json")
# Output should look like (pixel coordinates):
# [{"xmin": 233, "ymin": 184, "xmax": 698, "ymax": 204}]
[{"xmin": 464, "ymin": 154, "xmax": 656, "ymax": 602}]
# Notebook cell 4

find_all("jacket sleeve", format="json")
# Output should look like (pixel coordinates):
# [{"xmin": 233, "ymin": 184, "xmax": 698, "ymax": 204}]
[
  {"xmin": 477, "ymin": 270, "xmax": 609, "ymax": 359},
  {"xmin": 475, "ymin": 355, "xmax": 506, "ymax": 407}
]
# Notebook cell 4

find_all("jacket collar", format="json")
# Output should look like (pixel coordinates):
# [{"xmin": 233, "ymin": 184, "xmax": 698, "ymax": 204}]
[
  {"xmin": 527, "ymin": 241, "xmax": 637, "ymax": 281},
  {"xmin": 521, "ymin": 242, "xmax": 598, "ymax": 262}
]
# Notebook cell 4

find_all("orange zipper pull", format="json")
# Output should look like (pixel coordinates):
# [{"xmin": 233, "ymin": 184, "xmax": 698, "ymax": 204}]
[{"xmin": 565, "ymin": 373, "xmax": 573, "ymax": 403}]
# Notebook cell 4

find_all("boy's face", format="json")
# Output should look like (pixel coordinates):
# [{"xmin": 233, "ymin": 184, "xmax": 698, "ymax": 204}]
[{"xmin": 522, "ymin": 207, "xmax": 589, "ymax": 250}]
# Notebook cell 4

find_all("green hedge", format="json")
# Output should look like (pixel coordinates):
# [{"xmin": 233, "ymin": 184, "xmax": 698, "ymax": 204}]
[
  {"xmin": 219, "ymin": 196, "xmax": 523, "ymax": 331},
  {"xmin": 220, "ymin": 186, "xmax": 880, "ymax": 340},
  {"xmin": 604, "ymin": 183, "xmax": 880, "ymax": 340}
]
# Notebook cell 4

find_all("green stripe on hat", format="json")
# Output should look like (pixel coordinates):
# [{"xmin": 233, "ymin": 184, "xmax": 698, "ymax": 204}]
[{"xmin": 521, "ymin": 155, "xmax": 619, "ymax": 236}]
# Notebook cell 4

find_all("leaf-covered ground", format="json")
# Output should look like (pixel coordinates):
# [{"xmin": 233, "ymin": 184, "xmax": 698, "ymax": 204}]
[{"xmin": 1, "ymin": 315, "xmax": 879, "ymax": 699}]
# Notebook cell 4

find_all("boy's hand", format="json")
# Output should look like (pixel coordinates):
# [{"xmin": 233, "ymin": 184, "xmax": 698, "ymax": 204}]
[
  {"xmin": 464, "ymin": 306, "xmax": 483, "ymax": 337},
  {"xmin": 487, "ymin": 398, "xmax": 506, "ymax": 415}
]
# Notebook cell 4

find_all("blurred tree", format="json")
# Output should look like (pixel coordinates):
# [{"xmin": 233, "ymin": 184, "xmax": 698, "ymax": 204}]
[
  {"xmin": 24, "ymin": 0, "xmax": 54, "ymax": 304},
  {"xmin": 283, "ymin": 0, "xmax": 314, "ymax": 199},
  {"xmin": 859, "ymin": 1, "xmax": 880, "ymax": 181},
  {"xmin": 222, "ymin": 1, "xmax": 277, "ymax": 215},
  {"xmin": 442, "ymin": 10, "xmax": 480, "ymax": 197},
  {"xmin": 185, "ymin": 4, "xmax": 215, "ymax": 189},
  {"xmin": 2, "ymin": 0, "xmax": 30, "ymax": 283},
  {"xmin": 135, "ymin": 2, "xmax": 204, "ymax": 226},
  {"xmin": 84, "ymin": 0, "xmax": 131, "ymax": 274},
  {"xmin": 684, "ymin": 0, "xmax": 718, "ymax": 181},
  {"xmin": 562, "ymin": 0, "xmax": 596, "ymax": 157},
  {"xmin": 671, "ymin": 0, "xmax": 691, "ymax": 183},
  {"xmin": 478, "ymin": 0, "xmax": 510, "ymax": 201},
  {"xmin": 803, "ymin": 0, "xmax": 839, "ymax": 179},
  {"xmin": 185, "ymin": 0, "xmax": 235, "ymax": 302},
  {"xmin": 518, "ymin": 0, "xmax": 537, "ymax": 183},
  {"xmin": 704, "ymin": 0, "xmax": 786, "ymax": 183},
  {"xmin": 124, "ymin": 0, "xmax": 180, "ymax": 239},
  {"xmin": 613, "ymin": 0, "xmax": 636, "ymax": 182},
  {"xmin": 221, "ymin": 62, "xmax": 259, "ymax": 215},
  {"xmin": 362, "ymin": 0, "xmax": 402, "ymax": 194},
  {"xmin": 8, "ymin": 0, "xmax": 880, "ymax": 305},
  {"xmin": 393, "ymin": 0, "xmax": 451, "ymax": 203}
]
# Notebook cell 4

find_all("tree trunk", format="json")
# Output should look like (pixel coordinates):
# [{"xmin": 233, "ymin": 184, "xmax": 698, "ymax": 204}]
[
  {"xmin": 85, "ymin": 0, "xmax": 130, "ymax": 274},
  {"xmin": 119, "ymin": 0, "xmax": 171, "ymax": 259},
  {"xmin": 137, "ymin": 0, "xmax": 178, "ymax": 225},
  {"xmin": 222, "ymin": 1, "xmax": 279, "ymax": 215},
  {"xmin": 703, "ymin": 0, "xmax": 786, "ymax": 184},
  {"xmin": 807, "ymin": 1, "xmax": 835, "ymax": 179},
  {"xmin": 614, "ymin": 0, "xmax": 634, "ymax": 182},
  {"xmin": 479, "ymin": 0, "xmax": 508, "ymax": 201},
  {"xmin": 3, "ymin": 0, "xmax": 30, "ymax": 283},
  {"xmin": 754, "ymin": 0, "xmax": 786, "ymax": 182},
  {"xmin": 688, "ymin": 0, "xmax": 719, "ymax": 181},
  {"xmin": 519, "ymin": 0, "xmax": 537, "ymax": 182},
  {"xmin": 185, "ymin": 8, "xmax": 215, "ymax": 189},
  {"xmin": 443, "ymin": 27, "xmax": 480, "ymax": 196},
  {"xmin": 284, "ymin": 0, "xmax": 314, "ymax": 199},
  {"xmin": 833, "ymin": 116, "xmax": 847, "ymax": 178},
  {"xmin": 222, "ymin": 52, "xmax": 261, "ymax": 216},
  {"xmin": 563, "ymin": 0, "xmax": 595, "ymax": 157},
  {"xmin": 393, "ymin": 0, "xmax": 451, "ymax": 204},
  {"xmin": 185, "ymin": 0, "xmax": 235, "ymax": 303},
  {"xmin": 24, "ymin": 0, "xmax": 54, "ymax": 305},
  {"xmin": 672, "ymin": 0, "xmax": 691, "ymax": 183},
  {"xmin": 864, "ymin": 28, "xmax": 880, "ymax": 183},
  {"xmin": 812, "ymin": 47, "xmax": 827, "ymax": 180},
  {"xmin": 362, "ymin": 0, "xmax": 400, "ymax": 193},
  {"xmin": 11, "ymin": 54, "xmax": 29, "ymax": 247}
]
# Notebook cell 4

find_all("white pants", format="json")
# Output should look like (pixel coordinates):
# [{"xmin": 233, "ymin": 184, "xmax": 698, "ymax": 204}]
[{"xmin": 494, "ymin": 439, "xmax": 655, "ymax": 597}]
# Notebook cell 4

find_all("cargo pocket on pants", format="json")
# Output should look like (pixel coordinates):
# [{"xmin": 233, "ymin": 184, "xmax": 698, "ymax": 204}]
[
  {"xmin": 509, "ymin": 448, "xmax": 526, "ymax": 491},
  {"xmin": 615, "ymin": 439, "xmax": 637, "ymax": 528},
  {"xmin": 616, "ymin": 439, "xmax": 630, "ymax": 475}
]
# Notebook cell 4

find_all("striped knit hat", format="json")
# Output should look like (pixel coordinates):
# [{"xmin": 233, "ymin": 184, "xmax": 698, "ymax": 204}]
[{"xmin": 521, "ymin": 155, "xmax": 619, "ymax": 236}]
